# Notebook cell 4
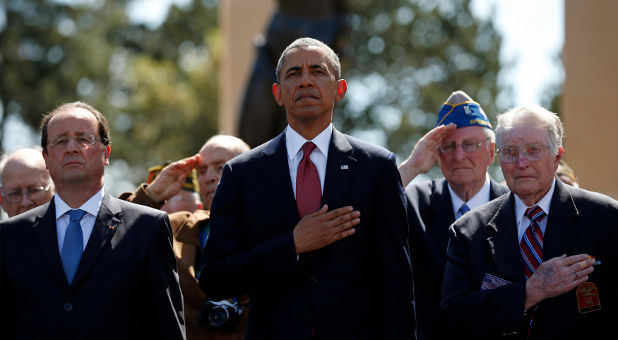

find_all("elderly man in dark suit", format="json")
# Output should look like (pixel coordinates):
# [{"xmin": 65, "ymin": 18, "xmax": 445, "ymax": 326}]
[
  {"xmin": 441, "ymin": 105, "xmax": 618, "ymax": 339},
  {"xmin": 199, "ymin": 37, "xmax": 414, "ymax": 339},
  {"xmin": 0, "ymin": 101, "xmax": 185, "ymax": 339},
  {"xmin": 398, "ymin": 90, "xmax": 508, "ymax": 340}
]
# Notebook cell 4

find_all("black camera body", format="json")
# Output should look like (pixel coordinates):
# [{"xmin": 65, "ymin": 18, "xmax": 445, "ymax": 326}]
[{"xmin": 197, "ymin": 299, "xmax": 241, "ymax": 331}]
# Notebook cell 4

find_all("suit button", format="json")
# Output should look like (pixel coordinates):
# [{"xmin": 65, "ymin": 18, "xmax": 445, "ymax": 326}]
[
  {"xmin": 310, "ymin": 276, "xmax": 318, "ymax": 284},
  {"xmin": 63, "ymin": 302, "xmax": 73, "ymax": 311}
]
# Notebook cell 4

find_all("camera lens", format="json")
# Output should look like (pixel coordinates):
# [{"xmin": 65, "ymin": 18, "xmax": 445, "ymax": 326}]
[{"xmin": 208, "ymin": 306, "xmax": 230, "ymax": 327}]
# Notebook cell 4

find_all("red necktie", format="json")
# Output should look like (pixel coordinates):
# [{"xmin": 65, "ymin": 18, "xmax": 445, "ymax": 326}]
[
  {"xmin": 520, "ymin": 206, "xmax": 546, "ymax": 279},
  {"xmin": 296, "ymin": 142, "xmax": 322, "ymax": 217}
]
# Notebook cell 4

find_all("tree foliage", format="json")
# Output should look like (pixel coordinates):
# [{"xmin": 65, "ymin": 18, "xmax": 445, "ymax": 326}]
[
  {"xmin": 339, "ymin": 0, "xmax": 506, "ymax": 166},
  {"xmin": 0, "ymin": 0, "xmax": 219, "ymax": 186}
]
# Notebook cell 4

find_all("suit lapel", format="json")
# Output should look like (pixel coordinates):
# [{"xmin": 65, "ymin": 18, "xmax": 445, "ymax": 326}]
[
  {"xmin": 543, "ymin": 179, "xmax": 580, "ymax": 260},
  {"xmin": 428, "ymin": 179, "xmax": 456, "ymax": 258},
  {"xmin": 70, "ymin": 194, "xmax": 120, "ymax": 290},
  {"xmin": 33, "ymin": 200, "xmax": 69, "ymax": 289},
  {"xmin": 486, "ymin": 194, "xmax": 523, "ymax": 281},
  {"xmin": 322, "ymin": 128, "xmax": 355, "ymax": 208},
  {"xmin": 260, "ymin": 131, "xmax": 300, "ymax": 226}
]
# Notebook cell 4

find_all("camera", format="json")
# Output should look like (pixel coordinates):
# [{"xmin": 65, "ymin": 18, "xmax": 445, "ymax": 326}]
[{"xmin": 197, "ymin": 299, "xmax": 241, "ymax": 331}]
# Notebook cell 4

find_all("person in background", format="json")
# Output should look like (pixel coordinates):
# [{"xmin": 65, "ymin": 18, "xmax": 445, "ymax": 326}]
[
  {"xmin": 398, "ymin": 90, "xmax": 508, "ymax": 340},
  {"xmin": 120, "ymin": 134, "xmax": 250, "ymax": 340},
  {"xmin": 440, "ymin": 105, "xmax": 617, "ymax": 339},
  {"xmin": 0, "ymin": 148, "xmax": 55, "ymax": 218},
  {"xmin": 556, "ymin": 159, "xmax": 579, "ymax": 187},
  {"xmin": 145, "ymin": 163, "xmax": 203, "ymax": 214}
]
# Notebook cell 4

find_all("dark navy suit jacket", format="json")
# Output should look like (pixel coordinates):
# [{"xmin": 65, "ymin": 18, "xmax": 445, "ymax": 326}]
[
  {"xmin": 0, "ymin": 194, "xmax": 185, "ymax": 340},
  {"xmin": 200, "ymin": 128, "xmax": 415, "ymax": 339},
  {"xmin": 441, "ymin": 179, "xmax": 618, "ymax": 339},
  {"xmin": 405, "ymin": 178, "xmax": 508, "ymax": 340}
]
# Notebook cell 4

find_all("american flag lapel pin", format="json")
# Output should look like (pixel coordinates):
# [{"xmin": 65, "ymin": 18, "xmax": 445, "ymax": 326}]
[{"xmin": 340, "ymin": 164, "xmax": 349, "ymax": 170}]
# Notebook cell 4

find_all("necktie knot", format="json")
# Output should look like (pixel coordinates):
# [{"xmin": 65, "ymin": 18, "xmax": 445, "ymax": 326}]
[
  {"xmin": 302, "ymin": 142, "xmax": 317, "ymax": 158},
  {"xmin": 69, "ymin": 209, "xmax": 86, "ymax": 222},
  {"xmin": 459, "ymin": 203, "xmax": 471, "ymax": 216},
  {"xmin": 525, "ymin": 206, "xmax": 546, "ymax": 223}
]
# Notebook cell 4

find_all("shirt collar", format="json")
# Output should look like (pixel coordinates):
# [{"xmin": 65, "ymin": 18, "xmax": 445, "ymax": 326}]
[
  {"xmin": 514, "ymin": 178, "xmax": 556, "ymax": 225},
  {"xmin": 448, "ymin": 173, "xmax": 491, "ymax": 212},
  {"xmin": 54, "ymin": 188, "xmax": 105, "ymax": 220},
  {"xmin": 286, "ymin": 124, "xmax": 332, "ymax": 161}
]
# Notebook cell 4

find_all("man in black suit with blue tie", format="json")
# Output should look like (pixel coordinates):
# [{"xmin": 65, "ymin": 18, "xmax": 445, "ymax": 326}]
[
  {"xmin": 0, "ymin": 101, "xmax": 185, "ymax": 339},
  {"xmin": 199, "ymin": 38, "xmax": 414, "ymax": 339},
  {"xmin": 398, "ymin": 91, "xmax": 508, "ymax": 340}
]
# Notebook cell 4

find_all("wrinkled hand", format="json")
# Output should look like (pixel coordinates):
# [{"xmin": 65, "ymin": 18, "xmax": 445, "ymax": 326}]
[
  {"xmin": 145, "ymin": 154, "xmax": 201, "ymax": 203},
  {"xmin": 398, "ymin": 123, "xmax": 456, "ymax": 186},
  {"xmin": 293, "ymin": 205, "xmax": 360, "ymax": 254},
  {"xmin": 524, "ymin": 254, "xmax": 595, "ymax": 309}
]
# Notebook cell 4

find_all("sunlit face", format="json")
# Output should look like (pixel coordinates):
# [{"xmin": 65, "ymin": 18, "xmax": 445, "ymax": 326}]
[
  {"xmin": 499, "ymin": 124, "xmax": 561, "ymax": 201},
  {"xmin": 438, "ymin": 126, "xmax": 495, "ymax": 188},
  {"xmin": 197, "ymin": 142, "xmax": 239, "ymax": 210},
  {"xmin": 273, "ymin": 46, "xmax": 346, "ymax": 129},
  {"xmin": 0, "ymin": 160, "xmax": 53, "ymax": 217},
  {"xmin": 43, "ymin": 108, "xmax": 110, "ymax": 190}
]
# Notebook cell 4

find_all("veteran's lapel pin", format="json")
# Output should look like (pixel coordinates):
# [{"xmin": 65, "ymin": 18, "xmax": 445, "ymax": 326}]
[
  {"xmin": 108, "ymin": 225, "xmax": 116, "ymax": 231},
  {"xmin": 576, "ymin": 282, "xmax": 601, "ymax": 314},
  {"xmin": 340, "ymin": 165, "xmax": 349, "ymax": 170}
]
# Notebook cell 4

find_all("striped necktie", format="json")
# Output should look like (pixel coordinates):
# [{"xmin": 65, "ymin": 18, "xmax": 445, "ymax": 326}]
[{"xmin": 520, "ymin": 206, "xmax": 546, "ymax": 279}]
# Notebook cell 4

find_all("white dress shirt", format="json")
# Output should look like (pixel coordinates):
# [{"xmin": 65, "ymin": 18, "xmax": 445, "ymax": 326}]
[
  {"xmin": 514, "ymin": 178, "xmax": 556, "ymax": 243},
  {"xmin": 55, "ymin": 188, "xmax": 104, "ymax": 252},
  {"xmin": 448, "ymin": 173, "xmax": 492, "ymax": 219},
  {"xmin": 286, "ymin": 124, "xmax": 332, "ymax": 198}
]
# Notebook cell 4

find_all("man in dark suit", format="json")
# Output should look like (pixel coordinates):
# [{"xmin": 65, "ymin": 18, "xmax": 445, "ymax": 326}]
[
  {"xmin": 441, "ymin": 105, "xmax": 618, "ymax": 339},
  {"xmin": 199, "ymin": 37, "xmax": 414, "ymax": 339},
  {"xmin": 398, "ymin": 90, "xmax": 508, "ymax": 340},
  {"xmin": 0, "ymin": 101, "xmax": 185, "ymax": 339}
]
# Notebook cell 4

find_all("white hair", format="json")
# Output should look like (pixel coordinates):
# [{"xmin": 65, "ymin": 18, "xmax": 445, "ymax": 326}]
[{"xmin": 495, "ymin": 105, "xmax": 563, "ymax": 155}]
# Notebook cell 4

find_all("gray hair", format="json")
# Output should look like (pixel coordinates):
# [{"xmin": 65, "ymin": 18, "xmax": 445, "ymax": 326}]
[
  {"xmin": 495, "ymin": 105, "xmax": 563, "ymax": 155},
  {"xmin": 275, "ymin": 37, "xmax": 341, "ymax": 83}
]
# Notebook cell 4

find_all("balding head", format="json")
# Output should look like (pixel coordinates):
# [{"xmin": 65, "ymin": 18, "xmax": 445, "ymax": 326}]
[
  {"xmin": 0, "ymin": 148, "xmax": 54, "ymax": 217},
  {"xmin": 197, "ymin": 135, "xmax": 250, "ymax": 209}
]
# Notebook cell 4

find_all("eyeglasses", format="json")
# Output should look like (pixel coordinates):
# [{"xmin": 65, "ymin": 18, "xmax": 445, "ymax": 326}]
[
  {"xmin": 439, "ymin": 138, "xmax": 489, "ymax": 154},
  {"xmin": 1, "ymin": 184, "xmax": 52, "ymax": 204},
  {"xmin": 498, "ymin": 144, "xmax": 548, "ymax": 163},
  {"xmin": 47, "ymin": 134, "xmax": 100, "ymax": 148}
]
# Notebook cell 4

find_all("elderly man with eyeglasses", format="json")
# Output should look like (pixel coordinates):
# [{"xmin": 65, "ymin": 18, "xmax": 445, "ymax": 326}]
[
  {"xmin": 440, "ymin": 105, "xmax": 618, "ymax": 339},
  {"xmin": 398, "ymin": 90, "xmax": 508, "ymax": 340},
  {"xmin": 0, "ymin": 148, "xmax": 54, "ymax": 218}
]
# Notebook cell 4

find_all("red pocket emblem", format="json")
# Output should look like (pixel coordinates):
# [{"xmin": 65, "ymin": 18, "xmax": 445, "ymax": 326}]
[{"xmin": 576, "ymin": 282, "xmax": 601, "ymax": 314}]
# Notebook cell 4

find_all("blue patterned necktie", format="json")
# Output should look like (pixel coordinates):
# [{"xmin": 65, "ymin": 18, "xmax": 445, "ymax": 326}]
[{"xmin": 61, "ymin": 209, "xmax": 86, "ymax": 284}]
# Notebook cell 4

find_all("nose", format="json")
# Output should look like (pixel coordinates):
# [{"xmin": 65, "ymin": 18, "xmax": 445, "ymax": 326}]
[
  {"xmin": 205, "ymin": 167, "xmax": 220, "ymax": 184},
  {"xmin": 515, "ymin": 152, "xmax": 529, "ymax": 168},
  {"xmin": 453, "ymin": 144, "xmax": 466, "ymax": 160},
  {"xmin": 18, "ymin": 193, "xmax": 36, "ymax": 208},
  {"xmin": 299, "ymin": 71, "xmax": 314, "ymax": 88}
]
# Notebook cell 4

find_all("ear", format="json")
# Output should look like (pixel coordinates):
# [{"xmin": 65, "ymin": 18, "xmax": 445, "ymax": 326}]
[
  {"xmin": 103, "ymin": 145, "xmax": 111, "ymax": 166},
  {"xmin": 335, "ymin": 79, "xmax": 347, "ymax": 102},
  {"xmin": 42, "ymin": 150, "xmax": 50, "ymax": 170},
  {"xmin": 272, "ymin": 83, "xmax": 284, "ymax": 106},
  {"xmin": 488, "ymin": 142, "xmax": 496, "ymax": 163},
  {"xmin": 555, "ymin": 146, "xmax": 564, "ymax": 166}
]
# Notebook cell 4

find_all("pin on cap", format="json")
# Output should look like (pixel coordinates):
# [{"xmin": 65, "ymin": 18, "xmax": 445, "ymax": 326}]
[{"xmin": 436, "ymin": 90, "xmax": 492, "ymax": 129}]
